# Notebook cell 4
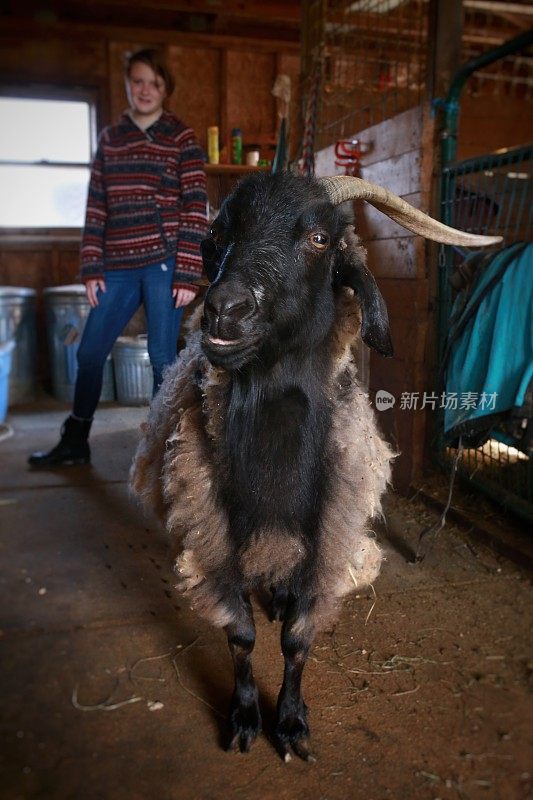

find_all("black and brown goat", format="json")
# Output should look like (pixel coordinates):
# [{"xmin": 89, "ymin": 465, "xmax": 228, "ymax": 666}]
[{"xmin": 130, "ymin": 172, "xmax": 499, "ymax": 760}]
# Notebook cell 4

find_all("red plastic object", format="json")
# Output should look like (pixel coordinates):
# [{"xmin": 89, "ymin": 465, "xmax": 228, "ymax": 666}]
[{"xmin": 334, "ymin": 139, "xmax": 362, "ymax": 176}]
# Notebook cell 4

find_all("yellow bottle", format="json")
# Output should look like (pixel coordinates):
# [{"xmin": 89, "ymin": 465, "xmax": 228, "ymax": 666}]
[{"xmin": 207, "ymin": 126, "xmax": 219, "ymax": 165}]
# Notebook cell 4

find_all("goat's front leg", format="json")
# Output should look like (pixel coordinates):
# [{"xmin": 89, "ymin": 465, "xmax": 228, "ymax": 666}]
[
  {"xmin": 275, "ymin": 600, "xmax": 316, "ymax": 762},
  {"xmin": 225, "ymin": 593, "xmax": 261, "ymax": 753}
]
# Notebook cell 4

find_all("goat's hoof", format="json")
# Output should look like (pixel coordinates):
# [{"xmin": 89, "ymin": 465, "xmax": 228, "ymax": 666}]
[
  {"xmin": 274, "ymin": 714, "xmax": 315, "ymax": 762},
  {"xmin": 226, "ymin": 700, "xmax": 262, "ymax": 754}
]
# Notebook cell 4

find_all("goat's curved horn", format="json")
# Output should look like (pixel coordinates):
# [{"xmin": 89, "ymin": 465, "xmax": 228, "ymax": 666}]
[{"xmin": 320, "ymin": 176, "xmax": 502, "ymax": 247}]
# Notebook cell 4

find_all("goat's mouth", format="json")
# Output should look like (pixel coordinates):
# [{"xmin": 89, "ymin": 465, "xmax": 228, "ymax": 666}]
[
  {"xmin": 201, "ymin": 332, "xmax": 262, "ymax": 367},
  {"xmin": 206, "ymin": 335, "xmax": 242, "ymax": 346}
]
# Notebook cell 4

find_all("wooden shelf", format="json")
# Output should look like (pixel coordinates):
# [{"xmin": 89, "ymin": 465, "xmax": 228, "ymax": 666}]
[{"xmin": 204, "ymin": 164, "xmax": 269, "ymax": 175}]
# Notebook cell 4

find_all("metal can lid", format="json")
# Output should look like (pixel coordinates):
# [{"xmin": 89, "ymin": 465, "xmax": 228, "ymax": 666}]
[
  {"xmin": 43, "ymin": 284, "xmax": 86, "ymax": 296},
  {"xmin": 0, "ymin": 286, "xmax": 37, "ymax": 298},
  {"xmin": 113, "ymin": 334, "xmax": 149, "ymax": 351}
]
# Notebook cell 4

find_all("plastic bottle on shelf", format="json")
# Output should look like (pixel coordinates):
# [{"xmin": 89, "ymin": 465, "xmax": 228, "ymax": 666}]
[
  {"xmin": 207, "ymin": 126, "xmax": 219, "ymax": 165},
  {"xmin": 231, "ymin": 128, "xmax": 243, "ymax": 165}
]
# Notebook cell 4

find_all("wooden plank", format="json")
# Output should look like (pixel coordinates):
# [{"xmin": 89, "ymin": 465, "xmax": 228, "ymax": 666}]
[
  {"xmin": 167, "ymin": 45, "xmax": 221, "ymax": 152},
  {"xmin": 313, "ymin": 147, "xmax": 344, "ymax": 178},
  {"xmin": 360, "ymin": 149, "xmax": 422, "ymax": 196},
  {"xmin": 355, "ymin": 192, "xmax": 423, "ymax": 242},
  {"xmin": 0, "ymin": 33, "xmax": 107, "ymax": 86},
  {"xmin": 376, "ymin": 277, "xmax": 429, "ymax": 319},
  {"xmin": 226, "ymin": 51, "xmax": 277, "ymax": 153},
  {"xmin": 0, "ymin": 247, "xmax": 80, "ymax": 287},
  {"xmin": 0, "ymin": 250, "xmax": 51, "ymax": 289},
  {"xmin": 0, "ymin": 235, "xmax": 81, "ymax": 246},
  {"xmin": 388, "ymin": 315, "xmax": 428, "ymax": 364},
  {"xmin": 458, "ymin": 95, "xmax": 533, "ymax": 161},
  {"xmin": 357, "ymin": 107, "xmax": 423, "ymax": 168},
  {"xmin": 364, "ymin": 236, "xmax": 423, "ymax": 280}
]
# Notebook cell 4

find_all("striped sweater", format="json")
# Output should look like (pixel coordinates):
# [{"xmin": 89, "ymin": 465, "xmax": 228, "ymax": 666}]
[{"xmin": 80, "ymin": 111, "xmax": 208, "ymax": 293}]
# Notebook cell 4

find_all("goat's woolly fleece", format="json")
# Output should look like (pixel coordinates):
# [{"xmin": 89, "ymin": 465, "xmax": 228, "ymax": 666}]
[{"xmin": 130, "ymin": 288, "xmax": 394, "ymax": 630}]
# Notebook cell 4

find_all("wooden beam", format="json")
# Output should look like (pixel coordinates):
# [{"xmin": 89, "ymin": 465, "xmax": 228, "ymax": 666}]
[
  {"xmin": 426, "ymin": 0, "xmax": 462, "ymax": 103},
  {"xmin": 220, "ymin": 48, "xmax": 228, "ymax": 150},
  {"xmin": 0, "ymin": 17, "xmax": 300, "ymax": 55},
  {"xmin": 58, "ymin": 0, "xmax": 301, "ymax": 23},
  {"xmin": 464, "ymin": 0, "xmax": 533, "ymax": 16}
]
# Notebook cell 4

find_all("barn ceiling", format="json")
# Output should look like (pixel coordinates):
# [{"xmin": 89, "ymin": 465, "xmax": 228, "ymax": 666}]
[
  {"xmin": 1, "ymin": 1, "xmax": 532, "ymax": 49},
  {"xmin": 1, "ymin": 0, "xmax": 302, "ymax": 43}
]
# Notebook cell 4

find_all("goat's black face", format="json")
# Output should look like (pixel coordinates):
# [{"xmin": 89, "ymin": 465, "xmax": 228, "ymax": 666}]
[{"xmin": 201, "ymin": 173, "xmax": 349, "ymax": 370}]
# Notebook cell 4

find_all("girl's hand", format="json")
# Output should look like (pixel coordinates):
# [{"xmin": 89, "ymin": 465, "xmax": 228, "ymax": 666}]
[
  {"xmin": 85, "ymin": 278, "xmax": 106, "ymax": 308},
  {"xmin": 172, "ymin": 287, "xmax": 196, "ymax": 309}
]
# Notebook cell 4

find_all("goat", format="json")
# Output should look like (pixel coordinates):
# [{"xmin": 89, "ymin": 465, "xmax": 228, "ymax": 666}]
[{"xmin": 130, "ymin": 172, "xmax": 500, "ymax": 760}]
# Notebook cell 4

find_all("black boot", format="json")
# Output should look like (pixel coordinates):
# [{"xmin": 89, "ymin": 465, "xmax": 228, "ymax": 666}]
[{"xmin": 28, "ymin": 416, "xmax": 92, "ymax": 467}]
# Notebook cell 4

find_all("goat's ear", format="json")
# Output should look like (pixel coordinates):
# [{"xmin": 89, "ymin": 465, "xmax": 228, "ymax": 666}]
[
  {"xmin": 200, "ymin": 238, "xmax": 220, "ymax": 283},
  {"xmin": 333, "ymin": 230, "xmax": 393, "ymax": 357}
]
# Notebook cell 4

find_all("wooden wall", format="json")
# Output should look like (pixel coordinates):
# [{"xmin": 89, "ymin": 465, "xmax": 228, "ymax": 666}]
[
  {"xmin": 0, "ymin": 23, "xmax": 300, "ymax": 375},
  {"xmin": 0, "ymin": 21, "xmax": 300, "ymax": 162},
  {"xmin": 458, "ymin": 95, "xmax": 533, "ymax": 161},
  {"xmin": 315, "ymin": 107, "xmax": 435, "ymax": 492}
]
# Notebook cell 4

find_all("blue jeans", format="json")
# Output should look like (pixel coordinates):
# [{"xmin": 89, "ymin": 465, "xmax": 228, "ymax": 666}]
[{"xmin": 73, "ymin": 259, "xmax": 183, "ymax": 419}]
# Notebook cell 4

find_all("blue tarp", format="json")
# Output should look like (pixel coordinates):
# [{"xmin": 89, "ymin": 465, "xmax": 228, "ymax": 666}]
[{"xmin": 445, "ymin": 242, "xmax": 533, "ymax": 437}]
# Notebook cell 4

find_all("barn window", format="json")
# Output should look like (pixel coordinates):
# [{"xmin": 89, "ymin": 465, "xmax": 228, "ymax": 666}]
[{"xmin": 0, "ymin": 94, "xmax": 95, "ymax": 228}]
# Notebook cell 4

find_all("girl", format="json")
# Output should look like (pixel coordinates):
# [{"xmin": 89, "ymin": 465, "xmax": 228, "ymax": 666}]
[{"xmin": 29, "ymin": 48, "xmax": 207, "ymax": 466}]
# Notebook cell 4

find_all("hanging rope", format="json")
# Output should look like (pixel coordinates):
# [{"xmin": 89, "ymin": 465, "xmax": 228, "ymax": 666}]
[
  {"xmin": 271, "ymin": 74, "xmax": 291, "ymax": 174},
  {"xmin": 300, "ymin": 61, "xmax": 322, "ymax": 177},
  {"xmin": 414, "ymin": 437, "xmax": 464, "ymax": 563}
]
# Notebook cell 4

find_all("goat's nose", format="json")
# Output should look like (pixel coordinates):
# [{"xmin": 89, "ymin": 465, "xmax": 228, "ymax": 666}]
[{"xmin": 205, "ymin": 284, "xmax": 256, "ymax": 326}]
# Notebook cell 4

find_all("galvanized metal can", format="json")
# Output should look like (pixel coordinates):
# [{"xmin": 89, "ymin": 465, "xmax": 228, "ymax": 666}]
[
  {"xmin": 112, "ymin": 335, "xmax": 152, "ymax": 406},
  {"xmin": 44, "ymin": 284, "xmax": 114, "ymax": 403},
  {"xmin": 0, "ymin": 286, "xmax": 37, "ymax": 405}
]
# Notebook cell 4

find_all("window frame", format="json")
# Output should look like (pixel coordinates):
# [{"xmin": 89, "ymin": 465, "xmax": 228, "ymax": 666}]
[{"xmin": 0, "ymin": 84, "xmax": 99, "ymax": 239}]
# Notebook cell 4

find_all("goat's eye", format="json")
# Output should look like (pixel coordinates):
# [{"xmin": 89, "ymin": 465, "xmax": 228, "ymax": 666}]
[
  {"xmin": 210, "ymin": 226, "xmax": 221, "ymax": 243},
  {"xmin": 309, "ymin": 232, "xmax": 329, "ymax": 250}
]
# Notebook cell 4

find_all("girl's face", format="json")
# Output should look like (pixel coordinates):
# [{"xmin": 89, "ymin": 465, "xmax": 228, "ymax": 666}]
[{"xmin": 126, "ymin": 61, "xmax": 166, "ymax": 117}]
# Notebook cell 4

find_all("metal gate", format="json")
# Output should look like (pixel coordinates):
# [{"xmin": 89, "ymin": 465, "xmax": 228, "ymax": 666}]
[{"xmin": 438, "ymin": 31, "xmax": 533, "ymax": 524}]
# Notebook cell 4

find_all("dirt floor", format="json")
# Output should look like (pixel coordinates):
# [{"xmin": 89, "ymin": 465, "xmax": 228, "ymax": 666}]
[{"xmin": 0, "ymin": 402, "xmax": 532, "ymax": 800}]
